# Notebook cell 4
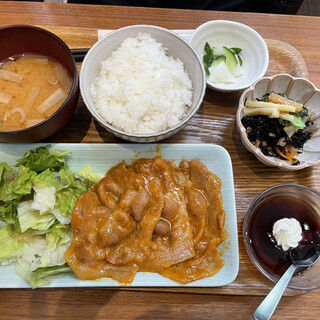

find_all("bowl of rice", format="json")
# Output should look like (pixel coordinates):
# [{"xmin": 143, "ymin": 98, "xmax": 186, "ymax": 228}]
[{"xmin": 80, "ymin": 25, "xmax": 206, "ymax": 142}]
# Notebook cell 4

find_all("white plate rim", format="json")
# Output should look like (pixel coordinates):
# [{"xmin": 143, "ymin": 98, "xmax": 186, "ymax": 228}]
[{"xmin": 0, "ymin": 143, "xmax": 239, "ymax": 288}]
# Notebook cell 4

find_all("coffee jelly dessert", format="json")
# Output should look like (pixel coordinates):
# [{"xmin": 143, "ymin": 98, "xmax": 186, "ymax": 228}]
[{"xmin": 247, "ymin": 193, "xmax": 320, "ymax": 277}]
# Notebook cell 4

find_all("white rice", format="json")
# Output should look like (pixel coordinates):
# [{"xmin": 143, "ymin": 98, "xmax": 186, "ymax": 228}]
[{"xmin": 90, "ymin": 33, "xmax": 193, "ymax": 134}]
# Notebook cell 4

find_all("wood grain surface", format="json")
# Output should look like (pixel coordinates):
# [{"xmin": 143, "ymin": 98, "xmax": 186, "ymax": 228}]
[{"xmin": 0, "ymin": 2, "xmax": 320, "ymax": 320}]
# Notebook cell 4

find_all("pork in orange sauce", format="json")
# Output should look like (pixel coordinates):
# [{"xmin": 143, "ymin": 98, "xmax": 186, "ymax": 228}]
[{"xmin": 64, "ymin": 157, "xmax": 228, "ymax": 284}]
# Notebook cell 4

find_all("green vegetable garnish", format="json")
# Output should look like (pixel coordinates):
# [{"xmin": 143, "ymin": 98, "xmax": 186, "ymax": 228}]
[
  {"xmin": 230, "ymin": 47, "xmax": 242, "ymax": 54},
  {"xmin": 15, "ymin": 145, "xmax": 70, "ymax": 172},
  {"xmin": 262, "ymin": 93, "xmax": 270, "ymax": 102},
  {"xmin": 78, "ymin": 166, "xmax": 104, "ymax": 184},
  {"xmin": 203, "ymin": 43, "xmax": 243, "ymax": 77},
  {"xmin": 290, "ymin": 115, "xmax": 306, "ymax": 130},
  {"xmin": 203, "ymin": 42, "xmax": 214, "ymax": 76},
  {"xmin": 294, "ymin": 106, "xmax": 309, "ymax": 118},
  {"xmin": 56, "ymin": 167, "xmax": 88, "ymax": 217},
  {"xmin": 0, "ymin": 145, "xmax": 102, "ymax": 288},
  {"xmin": 0, "ymin": 225, "xmax": 23, "ymax": 264},
  {"xmin": 0, "ymin": 165, "xmax": 35, "ymax": 202}
]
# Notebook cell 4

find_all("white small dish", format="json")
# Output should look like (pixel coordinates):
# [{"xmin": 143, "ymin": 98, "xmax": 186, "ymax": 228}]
[
  {"xmin": 236, "ymin": 74, "xmax": 320, "ymax": 170},
  {"xmin": 190, "ymin": 20, "xmax": 269, "ymax": 92}
]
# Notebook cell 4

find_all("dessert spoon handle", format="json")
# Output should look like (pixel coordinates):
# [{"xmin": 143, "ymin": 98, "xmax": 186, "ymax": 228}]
[{"xmin": 253, "ymin": 264, "xmax": 297, "ymax": 320}]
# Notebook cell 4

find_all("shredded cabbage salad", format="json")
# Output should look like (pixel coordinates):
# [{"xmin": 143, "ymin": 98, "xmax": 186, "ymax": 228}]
[{"xmin": 0, "ymin": 145, "xmax": 103, "ymax": 288}]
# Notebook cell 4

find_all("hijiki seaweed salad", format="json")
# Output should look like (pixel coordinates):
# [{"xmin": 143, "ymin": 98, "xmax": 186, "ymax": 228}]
[{"xmin": 241, "ymin": 92, "xmax": 319, "ymax": 165}]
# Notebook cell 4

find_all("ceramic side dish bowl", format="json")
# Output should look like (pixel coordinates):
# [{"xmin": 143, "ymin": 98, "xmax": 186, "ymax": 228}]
[
  {"xmin": 0, "ymin": 25, "xmax": 79, "ymax": 143},
  {"xmin": 236, "ymin": 74, "xmax": 320, "ymax": 170},
  {"xmin": 80, "ymin": 25, "xmax": 206, "ymax": 143},
  {"xmin": 243, "ymin": 184, "xmax": 320, "ymax": 291},
  {"xmin": 189, "ymin": 20, "xmax": 269, "ymax": 92}
]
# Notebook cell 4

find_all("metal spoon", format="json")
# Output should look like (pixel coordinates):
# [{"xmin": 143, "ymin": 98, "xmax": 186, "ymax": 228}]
[{"xmin": 253, "ymin": 247, "xmax": 320, "ymax": 320}]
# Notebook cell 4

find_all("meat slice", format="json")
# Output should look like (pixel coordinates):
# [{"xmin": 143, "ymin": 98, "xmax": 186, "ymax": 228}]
[
  {"xmin": 153, "ymin": 218, "xmax": 171, "ymax": 236},
  {"xmin": 64, "ymin": 190, "xmax": 139, "ymax": 282},
  {"xmin": 189, "ymin": 160, "xmax": 228, "ymax": 242},
  {"xmin": 131, "ymin": 186, "xmax": 149, "ymax": 221},
  {"xmin": 185, "ymin": 187, "xmax": 207, "ymax": 242},
  {"xmin": 160, "ymin": 239, "xmax": 225, "ymax": 284},
  {"xmin": 65, "ymin": 157, "xmax": 227, "ymax": 285},
  {"xmin": 160, "ymin": 160, "xmax": 228, "ymax": 283},
  {"xmin": 97, "ymin": 208, "xmax": 136, "ymax": 248},
  {"xmin": 96, "ymin": 176, "xmax": 120, "ymax": 210},
  {"xmin": 140, "ymin": 161, "xmax": 196, "ymax": 271},
  {"xmin": 137, "ymin": 177, "xmax": 163, "ymax": 246}
]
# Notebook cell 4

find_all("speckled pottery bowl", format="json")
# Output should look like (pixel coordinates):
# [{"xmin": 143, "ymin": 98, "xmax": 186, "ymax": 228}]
[
  {"xmin": 236, "ymin": 74, "xmax": 320, "ymax": 170},
  {"xmin": 80, "ymin": 25, "xmax": 206, "ymax": 143}
]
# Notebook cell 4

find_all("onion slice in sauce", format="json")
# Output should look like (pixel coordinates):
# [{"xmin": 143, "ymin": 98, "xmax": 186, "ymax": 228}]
[
  {"xmin": 0, "ymin": 91, "xmax": 12, "ymax": 104},
  {"xmin": 10, "ymin": 108, "xmax": 26, "ymax": 123},
  {"xmin": 29, "ymin": 56, "xmax": 49, "ymax": 65},
  {"xmin": 3, "ymin": 112, "xmax": 10, "ymax": 121},
  {"xmin": 37, "ymin": 88, "xmax": 66, "ymax": 113},
  {"xmin": 47, "ymin": 77, "xmax": 58, "ymax": 85},
  {"xmin": 53, "ymin": 64, "xmax": 72, "ymax": 90},
  {"xmin": 24, "ymin": 86, "xmax": 41, "ymax": 113},
  {"xmin": 0, "ymin": 69, "xmax": 23, "ymax": 83}
]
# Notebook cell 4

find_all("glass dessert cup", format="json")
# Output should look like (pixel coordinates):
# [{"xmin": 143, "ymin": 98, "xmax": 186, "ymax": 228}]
[{"xmin": 243, "ymin": 184, "xmax": 320, "ymax": 290}]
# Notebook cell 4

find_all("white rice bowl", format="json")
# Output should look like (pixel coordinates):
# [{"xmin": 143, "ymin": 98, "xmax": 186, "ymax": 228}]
[{"xmin": 90, "ymin": 33, "xmax": 193, "ymax": 134}]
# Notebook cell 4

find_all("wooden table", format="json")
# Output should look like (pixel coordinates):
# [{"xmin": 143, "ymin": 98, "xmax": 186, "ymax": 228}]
[{"xmin": 1, "ymin": 1, "xmax": 320, "ymax": 319}]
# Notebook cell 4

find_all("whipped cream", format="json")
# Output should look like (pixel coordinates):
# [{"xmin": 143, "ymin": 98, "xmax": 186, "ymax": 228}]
[{"xmin": 272, "ymin": 218, "xmax": 302, "ymax": 251}]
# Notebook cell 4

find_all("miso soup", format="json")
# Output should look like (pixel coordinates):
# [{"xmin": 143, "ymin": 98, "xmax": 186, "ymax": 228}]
[{"xmin": 0, "ymin": 54, "xmax": 73, "ymax": 131}]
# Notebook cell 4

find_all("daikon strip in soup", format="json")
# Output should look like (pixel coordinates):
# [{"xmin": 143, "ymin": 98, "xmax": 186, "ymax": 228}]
[{"xmin": 0, "ymin": 54, "xmax": 72, "ymax": 131}]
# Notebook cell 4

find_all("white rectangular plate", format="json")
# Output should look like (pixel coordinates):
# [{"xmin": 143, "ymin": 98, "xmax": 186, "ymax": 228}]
[{"xmin": 0, "ymin": 143, "xmax": 239, "ymax": 288}]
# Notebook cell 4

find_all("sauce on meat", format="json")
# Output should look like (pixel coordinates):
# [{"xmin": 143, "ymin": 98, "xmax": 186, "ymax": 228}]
[{"xmin": 64, "ymin": 157, "xmax": 228, "ymax": 284}]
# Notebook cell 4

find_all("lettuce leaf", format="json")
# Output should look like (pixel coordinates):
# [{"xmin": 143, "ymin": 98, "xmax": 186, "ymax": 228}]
[
  {"xmin": 46, "ymin": 222, "xmax": 72, "ymax": 251},
  {"xmin": 0, "ymin": 201, "xmax": 18, "ymax": 225},
  {"xmin": 15, "ymin": 145, "xmax": 70, "ymax": 173},
  {"xmin": 0, "ymin": 162, "xmax": 16, "ymax": 185},
  {"xmin": 15, "ymin": 259, "xmax": 70, "ymax": 289},
  {"xmin": 0, "ymin": 165, "xmax": 35, "ymax": 227},
  {"xmin": 0, "ymin": 225, "xmax": 23, "ymax": 264},
  {"xmin": 51, "ymin": 206, "xmax": 71, "ymax": 225},
  {"xmin": 21, "ymin": 235, "xmax": 70, "ymax": 271},
  {"xmin": 78, "ymin": 166, "xmax": 104, "ymax": 184},
  {"xmin": 0, "ymin": 165, "xmax": 36, "ymax": 202},
  {"xmin": 33, "ymin": 263, "xmax": 71, "ymax": 278},
  {"xmin": 0, "ymin": 145, "xmax": 102, "ymax": 288},
  {"xmin": 56, "ymin": 167, "xmax": 88, "ymax": 217},
  {"xmin": 32, "ymin": 168, "xmax": 60, "ymax": 189},
  {"xmin": 31, "ymin": 185, "xmax": 56, "ymax": 215},
  {"xmin": 17, "ymin": 200, "xmax": 56, "ymax": 233},
  {"xmin": 56, "ymin": 188, "xmax": 82, "ymax": 217},
  {"xmin": 40, "ymin": 241, "xmax": 71, "ymax": 268},
  {"xmin": 15, "ymin": 258, "xmax": 50, "ymax": 289}
]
